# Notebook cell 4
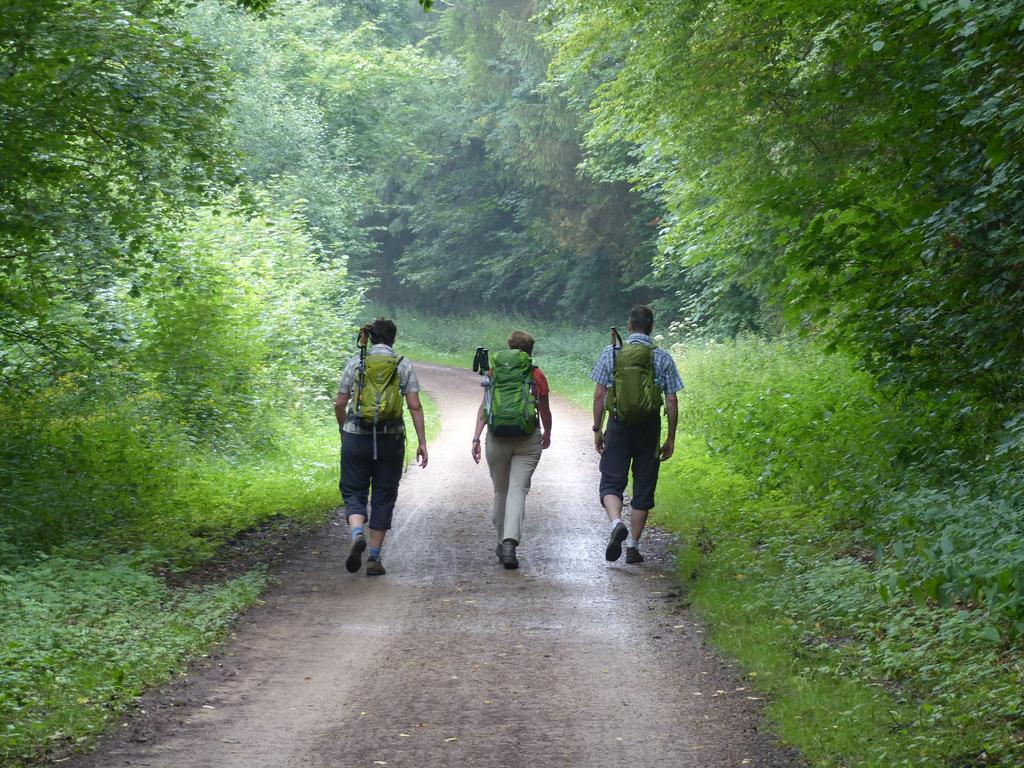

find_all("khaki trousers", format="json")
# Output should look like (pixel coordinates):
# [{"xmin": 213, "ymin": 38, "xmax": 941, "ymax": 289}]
[{"xmin": 485, "ymin": 431, "xmax": 543, "ymax": 544}]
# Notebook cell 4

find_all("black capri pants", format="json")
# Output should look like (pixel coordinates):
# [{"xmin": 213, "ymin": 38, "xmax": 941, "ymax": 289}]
[
  {"xmin": 599, "ymin": 417, "xmax": 661, "ymax": 511},
  {"xmin": 339, "ymin": 431, "xmax": 405, "ymax": 531}
]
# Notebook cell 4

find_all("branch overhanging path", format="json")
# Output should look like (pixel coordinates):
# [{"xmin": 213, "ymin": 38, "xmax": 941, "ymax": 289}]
[{"xmin": 63, "ymin": 363, "xmax": 798, "ymax": 768}]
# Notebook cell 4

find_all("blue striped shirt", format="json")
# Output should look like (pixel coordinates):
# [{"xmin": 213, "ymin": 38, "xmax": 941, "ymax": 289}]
[{"xmin": 590, "ymin": 333, "xmax": 683, "ymax": 394}]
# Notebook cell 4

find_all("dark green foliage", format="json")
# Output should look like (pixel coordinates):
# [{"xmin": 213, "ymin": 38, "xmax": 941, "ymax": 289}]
[
  {"xmin": 0, "ymin": 0, "xmax": 232, "ymax": 386},
  {"xmin": 675, "ymin": 336, "xmax": 1024, "ymax": 632},
  {"xmin": 547, "ymin": 0, "xmax": 1024, "ymax": 415},
  {"xmin": 387, "ymin": 0, "xmax": 662, "ymax": 320},
  {"xmin": 182, "ymin": 0, "xmax": 449, "ymax": 259},
  {"xmin": 0, "ymin": 557, "xmax": 264, "ymax": 765},
  {"xmin": 874, "ymin": 485, "xmax": 1024, "ymax": 632},
  {"xmin": 658, "ymin": 336, "xmax": 1024, "ymax": 765},
  {"xmin": 0, "ymin": 3, "xmax": 365, "ymax": 760}
]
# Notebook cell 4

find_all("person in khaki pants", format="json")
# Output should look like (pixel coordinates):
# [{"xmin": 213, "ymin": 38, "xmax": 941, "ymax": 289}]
[{"xmin": 471, "ymin": 330, "xmax": 552, "ymax": 569}]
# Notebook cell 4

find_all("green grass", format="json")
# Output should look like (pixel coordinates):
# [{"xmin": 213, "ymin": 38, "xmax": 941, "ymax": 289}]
[
  {"xmin": 656, "ymin": 339, "xmax": 1024, "ymax": 766},
  {"xmin": 683, "ymin": 542, "xmax": 919, "ymax": 763},
  {"xmin": 0, "ymin": 407, "xmax": 340, "ymax": 765},
  {"xmin": 660, "ymin": 480, "xmax": 1023, "ymax": 765},
  {"xmin": 0, "ymin": 558, "xmax": 265, "ymax": 766}
]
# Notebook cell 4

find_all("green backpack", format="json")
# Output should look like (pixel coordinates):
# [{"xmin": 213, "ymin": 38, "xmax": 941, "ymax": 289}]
[
  {"xmin": 607, "ymin": 342, "xmax": 662, "ymax": 424},
  {"xmin": 353, "ymin": 355, "xmax": 404, "ymax": 426},
  {"xmin": 487, "ymin": 349, "xmax": 538, "ymax": 437}
]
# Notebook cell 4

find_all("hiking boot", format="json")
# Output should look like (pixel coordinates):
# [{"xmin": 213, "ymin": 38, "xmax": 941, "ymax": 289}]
[
  {"xmin": 500, "ymin": 539, "xmax": 519, "ymax": 570},
  {"xmin": 345, "ymin": 533, "xmax": 366, "ymax": 573},
  {"xmin": 495, "ymin": 543, "xmax": 503, "ymax": 562},
  {"xmin": 625, "ymin": 546, "xmax": 644, "ymax": 564},
  {"xmin": 365, "ymin": 558, "xmax": 386, "ymax": 576},
  {"xmin": 605, "ymin": 522, "xmax": 628, "ymax": 562}
]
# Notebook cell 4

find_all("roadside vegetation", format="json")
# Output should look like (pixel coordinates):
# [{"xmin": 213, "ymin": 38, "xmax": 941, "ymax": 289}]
[
  {"xmin": 1, "ymin": 2, "xmax": 435, "ymax": 763},
  {"xmin": 662, "ymin": 338, "xmax": 1023, "ymax": 766}
]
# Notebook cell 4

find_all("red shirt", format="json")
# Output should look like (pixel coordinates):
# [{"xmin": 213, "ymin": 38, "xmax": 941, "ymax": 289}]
[{"xmin": 532, "ymin": 367, "xmax": 550, "ymax": 398}]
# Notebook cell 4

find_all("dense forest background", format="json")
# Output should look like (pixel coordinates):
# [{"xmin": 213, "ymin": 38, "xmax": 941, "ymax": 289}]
[{"xmin": 2, "ymin": 0, "xmax": 1023, "ymax": 765}]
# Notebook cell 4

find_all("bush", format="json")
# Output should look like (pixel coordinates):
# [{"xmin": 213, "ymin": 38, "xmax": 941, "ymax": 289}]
[
  {"xmin": 674, "ymin": 336, "xmax": 902, "ymax": 511},
  {"xmin": 655, "ymin": 334, "xmax": 1024, "ymax": 765},
  {"xmin": 874, "ymin": 483, "xmax": 1024, "ymax": 633},
  {"xmin": 0, "ymin": 194, "xmax": 359, "ymax": 562},
  {"xmin": 0, "ymin": 556, "xmax": 264, "ymax": 765}
]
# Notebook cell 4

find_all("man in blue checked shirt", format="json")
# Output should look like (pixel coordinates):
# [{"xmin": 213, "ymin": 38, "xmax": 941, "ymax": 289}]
[{"xmin": 591, "ymin": 305, "xmax": 682, "ymax": 564}]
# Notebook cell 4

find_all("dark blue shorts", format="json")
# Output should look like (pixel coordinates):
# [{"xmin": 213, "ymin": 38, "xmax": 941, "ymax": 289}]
[
  {"xmin": 598, "ymin": 418, "xmax": 661, "ymax": 511},
  {"xmin": 339, "ymin": 432, "xmax": 405, "ymax": 530}
]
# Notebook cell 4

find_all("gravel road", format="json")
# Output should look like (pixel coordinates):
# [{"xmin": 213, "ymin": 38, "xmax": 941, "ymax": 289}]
[{"xmin": 62, "ymin": 362, "xmax": 799, "ymax": 768}]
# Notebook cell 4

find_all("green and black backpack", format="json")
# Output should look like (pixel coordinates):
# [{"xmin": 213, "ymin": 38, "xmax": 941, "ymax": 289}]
[
  {"xmin": 486, "ymin": 349, "xmax": 538, "ymax": 437},
  {"xmin": 352, "ymin": 354, "xmax": 405, "ymax": 427},
  {"xmin": 607, "ymin": 333, "xmax": 662, "ymax": 424}
]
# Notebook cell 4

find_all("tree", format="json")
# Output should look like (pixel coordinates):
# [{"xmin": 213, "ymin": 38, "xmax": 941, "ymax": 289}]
[
  {"xmin": 0, "ymin": 0, "xmax": 233, "ymax": 388},
  {"xmin": 547, "ymin": 0, "xmax": 1024, "ymax": 412}
]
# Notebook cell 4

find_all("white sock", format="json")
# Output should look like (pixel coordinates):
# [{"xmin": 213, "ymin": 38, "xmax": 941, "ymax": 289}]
[
  {"xmin": 610, "ymin": 518, "xmax": 625, "ymax": 533},
  {"xmin": 626, "ymin": 537, "xmax": 638, "ymax": 549}
]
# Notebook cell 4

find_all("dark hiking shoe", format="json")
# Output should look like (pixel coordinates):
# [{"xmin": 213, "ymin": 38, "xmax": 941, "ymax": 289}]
[
  {"xmin": 605, "ymin": 522, "xmax": 628, "ymax": 562},
  {"xmin": 345, "ymin": 534, "xmax": 366, "ymax": 573},
  {"xmin": 501, "ymin": 539, "xmax": 519, "ymax": 570},
  {"xmin": 495, "ymin": 543, "xmax": 503, "ymax": 562},
  {"xmin": 365, "ymin": 558, "xmax": 386, "ymax": 576},
  {"xmin": 625, "ymin": 547, "xmax": 644, "ymax": 564}
]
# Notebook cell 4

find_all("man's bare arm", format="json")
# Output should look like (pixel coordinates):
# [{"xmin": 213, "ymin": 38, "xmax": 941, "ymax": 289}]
[
  {"xmin": 538, "ymin": 394, "xmax": 553, "ymax": 449},
  {"xmin": 406, "ymin": 392, "xmax": 429, "ymax": 467},
  {"xmin": 335, "ymin": 392, "xmax": 349, "ymax": 433},
  {"xmin": 592, "ymin": 383, "xmax": 607, "ymax": 454},
  {"xmin": 661, "ymin": 392, "xmax": 678, "ymax": 461}
]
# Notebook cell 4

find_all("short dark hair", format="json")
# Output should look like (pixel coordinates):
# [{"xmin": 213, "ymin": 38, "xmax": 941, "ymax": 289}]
[
  {"xmin": 367, "ymin": 317, "xmax": 397, "ymax": 346},
  {"xmin": 507, "ymin": 330, "xmax": 535, "ymax": 355},
  {"xmin": 627, "ymin": 305, "xmax": 654, "ymax": 335}
]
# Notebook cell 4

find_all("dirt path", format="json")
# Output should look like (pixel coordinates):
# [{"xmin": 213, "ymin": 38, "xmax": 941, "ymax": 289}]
[{"xmin": 64, "ymin": 363, "xmax": 798, "ymax": 768}]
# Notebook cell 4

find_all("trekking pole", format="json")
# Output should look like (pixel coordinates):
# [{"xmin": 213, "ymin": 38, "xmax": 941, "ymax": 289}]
[
  {"xmin": 611, "ymin": 326, "xmax": 623, "ymax": 365},
  {"xmin": 610, "ymin": 326, "xmax": 623, "ymax": 420},
  {"xmin": 354, "ymin": 324, "xmax": 369, "ymax": 414},
  {"xmin": 473, "ymin": 346, "xmax": 491, "ymax": 430},
  {"xmin": 473, "ymin": 346, "xmax": 490, "ymax": 387},
  {"xmin": 357, "ymin": 324, "xmax": 369, "ymax": 369}
]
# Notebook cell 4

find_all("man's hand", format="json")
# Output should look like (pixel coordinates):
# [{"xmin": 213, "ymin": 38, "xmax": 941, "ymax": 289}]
[
  {"xmin": 659, "ymin": 438, "xmax": 675, "ymax": 462},
  {"xmin": 417, "ymin": 442, "xmax": 429, "ymax": 468},
  {"xmin": 592, "ymin": 384, "xmax": 606, "ymax": 456},
  {"xmin": 471, "ymin": 440, "xmax": 482, "ymax": 464},
  {"xmin": 541, "ymin": 432, "xmax": 551, "ymax": 450}
]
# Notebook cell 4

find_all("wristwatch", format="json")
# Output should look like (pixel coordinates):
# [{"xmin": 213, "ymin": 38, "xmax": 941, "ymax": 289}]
[{"xmin": 592, "ymin": 425, "xmax": 601, "ymax": 433}]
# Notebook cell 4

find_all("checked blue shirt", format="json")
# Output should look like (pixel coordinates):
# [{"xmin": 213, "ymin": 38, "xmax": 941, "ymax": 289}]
[{"xmin": 590, "ymin": 333, "xmax": 684, "ymax": 394}]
